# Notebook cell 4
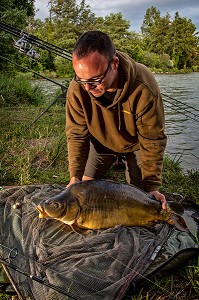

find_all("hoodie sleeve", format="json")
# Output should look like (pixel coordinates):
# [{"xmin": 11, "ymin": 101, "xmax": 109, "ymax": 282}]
[
  {"xmin": 66, "ymin": 84, "xmax": 90, "ymax": 179},
  {"xmin": 135, "ymin": 89, "xmax": 167, "ymax": 192}
]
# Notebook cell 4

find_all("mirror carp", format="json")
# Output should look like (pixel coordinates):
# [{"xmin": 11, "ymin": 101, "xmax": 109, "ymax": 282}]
[{"xmin": 37, "ymin": 180, "xmax": 187, "ymax": 232}]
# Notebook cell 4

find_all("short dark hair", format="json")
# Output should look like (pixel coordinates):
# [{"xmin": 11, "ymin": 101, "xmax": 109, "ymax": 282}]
[{"xmin": 73, "ymin": 31, "xmax": 116, "ymax": 61}]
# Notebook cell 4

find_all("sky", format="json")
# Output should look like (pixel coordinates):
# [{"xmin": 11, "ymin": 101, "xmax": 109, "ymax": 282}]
[{"xmin": 34, "ymin": 0, "xmax": 199, "ymax": 33}]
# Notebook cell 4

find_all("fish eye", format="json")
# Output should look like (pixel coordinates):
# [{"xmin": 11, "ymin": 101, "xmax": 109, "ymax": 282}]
[{"xmin": 53, "ymin": 202, "xmax": 59, "ymax": 209}]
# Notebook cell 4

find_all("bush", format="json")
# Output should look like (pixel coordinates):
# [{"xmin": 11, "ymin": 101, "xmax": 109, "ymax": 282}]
[
  {"xmin": 0, "ymin": 72, "xmax": 45, "ymax": 106},
  {"xmin": 142, "ymin": 52, "xmax": 173, "ymax": 72},
  {"xmin": 54, "ymin": 56, "xmax": 73, "ymax": 78}
]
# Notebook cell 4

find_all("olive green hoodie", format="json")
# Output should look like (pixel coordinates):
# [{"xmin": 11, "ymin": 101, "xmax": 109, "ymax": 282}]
[{"xmin": 66, "ymin": 51, "xmax": 167, "ymax": 192}]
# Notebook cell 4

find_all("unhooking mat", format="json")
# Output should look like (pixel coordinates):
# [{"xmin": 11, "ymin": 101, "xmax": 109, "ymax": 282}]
[{"xmin": 0, "ymin": 184, "xmax": 198, "ymax": 300}]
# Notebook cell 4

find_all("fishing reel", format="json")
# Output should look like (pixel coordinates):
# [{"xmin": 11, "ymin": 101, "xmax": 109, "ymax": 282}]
[
  {"xmin": 14, "ymin": 36, "xmax": 29, "ymax": 53},
  {"xmin": 26, "ymin": 47, "xmax": 40, "ymax": 60},
  {"xmin": 13, "ymin": 34, "xmax": 40, "ymax": 60}
]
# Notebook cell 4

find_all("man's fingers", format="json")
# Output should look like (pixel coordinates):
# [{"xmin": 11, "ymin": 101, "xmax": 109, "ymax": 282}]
[{"xmin": 149, "ymin": 191, "xmax": 167, "ymax": 210}]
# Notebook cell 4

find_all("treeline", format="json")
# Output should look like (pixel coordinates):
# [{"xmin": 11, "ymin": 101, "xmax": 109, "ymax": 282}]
[{"xmin": 0, "ymin": 0, "xmax": 199, "ymax": 75}]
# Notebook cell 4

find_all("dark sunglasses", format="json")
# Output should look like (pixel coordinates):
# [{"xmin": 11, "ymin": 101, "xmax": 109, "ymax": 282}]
[{"xmin": 74, "ymin": 59, "xmax": 113, "ymax": 86}]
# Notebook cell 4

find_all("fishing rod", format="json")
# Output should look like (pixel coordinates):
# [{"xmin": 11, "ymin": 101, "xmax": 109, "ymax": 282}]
[
  {"xmin": 162, "ymin": 93, "xmax": 199, "ymax": 121},
  {"xmin": 0, "ymin": 257, "xmax": 79, "ymax": 299},
  {"xmin": 0, "ymin": 21, "xmax": 72, "ymax": 57},
  {"xmin": 0, "ymin": 21, "xmax": 72, "ymax": 61},
  {"xmin": 163, "ymin": 99, "xmax": 199, "ymax": 122},
  {"xmin": 0, "ymin": 232, "xmax": 179, "ymax": 300},
  {"xmin": 162, "ymin": 92, "xmax": 199, "ymax": 112},
  {"xmin": 0, "ymin": 54, "xmax": 68, "ymax": 90}
]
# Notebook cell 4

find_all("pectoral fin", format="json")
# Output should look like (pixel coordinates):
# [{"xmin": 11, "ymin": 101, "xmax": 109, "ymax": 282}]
[
  {"xmin": 36, "ymin": 206, "xmax": 48, "ymax": 218},
  {"xmin": 70, "ymin": 224, "xmax": 93, "ymax": 235},
  {"xmin": 170, "ymin": 214, "xmax": 188, "ymax": 231}
]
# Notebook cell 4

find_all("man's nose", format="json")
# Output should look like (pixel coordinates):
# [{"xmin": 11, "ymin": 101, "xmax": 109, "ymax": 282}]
[{"xmin": 84, "ymin": 83, "xmax": 95, "ymax": 91}]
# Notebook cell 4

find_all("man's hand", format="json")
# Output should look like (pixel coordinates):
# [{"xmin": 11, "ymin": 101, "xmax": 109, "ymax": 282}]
[
  {"xmin": 148, "ymin": 191, "xmax": 167, "ymax": 210},
  {"xmin": 66, "ymin": 176, "xmax": 95, "ymax": 188},
  {"xmin": 66, "ymin": 177, "xmax": 81, "ymax": 188}
]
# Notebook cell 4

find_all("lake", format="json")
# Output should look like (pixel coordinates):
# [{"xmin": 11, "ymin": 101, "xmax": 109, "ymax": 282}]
[
  {"xmin": 154, "ymin": 72, "xmax": 199, "ymax": 172},
  {"xmin": 32, "ymin": 72, "xmax": 199, "ymax": 172}
]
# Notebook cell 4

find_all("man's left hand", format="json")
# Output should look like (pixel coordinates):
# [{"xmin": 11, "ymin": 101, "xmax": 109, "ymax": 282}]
[{"xmin": 148, "ymin": 191, "xmax": 167, "ymax": 210}]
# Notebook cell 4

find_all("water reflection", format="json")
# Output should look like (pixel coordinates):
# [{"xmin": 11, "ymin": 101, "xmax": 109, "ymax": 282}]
[{"xmin": 155, "ymin": 73, "xmax": 199, "ymax": 171}]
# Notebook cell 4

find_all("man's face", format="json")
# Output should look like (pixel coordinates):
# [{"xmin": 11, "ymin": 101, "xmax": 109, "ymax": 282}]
[{"xmin": 72, "ymin": 51, "xmax": 119, "ymax": 97}]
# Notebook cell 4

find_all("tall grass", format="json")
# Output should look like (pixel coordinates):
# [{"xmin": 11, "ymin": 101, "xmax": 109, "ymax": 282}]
[
  {"xmin": 0, "ymin": 73, "xmax": 45, "ymax": 106},
  {"xmin": 162, "ymin": 155, "xmax": 199, "ymax": 202},
  {"xmin": 0, "ymin": 104, "xmax": 68, "ymax": 186}
]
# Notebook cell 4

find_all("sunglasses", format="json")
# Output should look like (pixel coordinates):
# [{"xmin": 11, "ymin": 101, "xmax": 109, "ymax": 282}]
[{"xmin": 74, "ymin": 59, "xmax": 113, "ymax": 86}]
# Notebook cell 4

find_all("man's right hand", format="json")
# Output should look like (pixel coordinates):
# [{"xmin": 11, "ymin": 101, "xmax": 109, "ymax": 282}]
[{"xmin": 66, "ymin": 177, "xmax": 81, "ymax": 188}]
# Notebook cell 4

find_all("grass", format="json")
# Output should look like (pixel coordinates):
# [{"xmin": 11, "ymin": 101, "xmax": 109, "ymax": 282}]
[
  {"xmin": 126, "ymin": 259, "xmax": 199, "ymax": 299},
  {"xmin": 0, "ymin": 104, "xmax": 68, "ymax": 186},
  {"xmin": 0, "ymin": 73, "xmax": 45, "ymax": 107},
  {"xmin": 0, "ymin": 102, "xmax": 199, "ymax": 300},
  {"xmin": 161, "ymin": 155, "xmax": 199, "ymax": 202}
]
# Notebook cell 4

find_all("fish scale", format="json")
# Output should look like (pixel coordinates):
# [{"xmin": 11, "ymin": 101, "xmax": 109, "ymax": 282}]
[{"xmin": 37, "ymin": 180, "xmax": 187, "ymax": 232}]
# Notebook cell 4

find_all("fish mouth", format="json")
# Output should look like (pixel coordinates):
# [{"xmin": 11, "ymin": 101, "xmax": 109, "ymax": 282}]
[{"xmin": 36, "ymin": 205, "xmax": 48, "ymax": 218}]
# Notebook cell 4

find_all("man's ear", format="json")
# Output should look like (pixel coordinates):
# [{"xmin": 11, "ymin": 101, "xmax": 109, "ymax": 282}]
[{"xmin": 112, "ymin": 56, "xmax": 119, "ymax": 70}]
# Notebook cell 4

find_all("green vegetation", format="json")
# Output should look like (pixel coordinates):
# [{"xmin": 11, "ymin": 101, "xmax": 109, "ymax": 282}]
[
  {"xmin": 127, "ymin": 262, "xmax": 199, "ymax": 299},
  {"xmin": 162, "ymin": 155, "xmax": 199, "ymax": 201},
  {"xmin": 0, "ymin": 73, "xmax": 45, "ymax": 106},
  {"xmin": 0, "ymin": 103, "xmax": 67, "ymax": 186},
  {"xmin": 0, "ymin": 1, "xmax": 199, "ymax": 75},
  {"xmin": 0, "ymin": 295, "xmax": 14, "ymax": 300}
]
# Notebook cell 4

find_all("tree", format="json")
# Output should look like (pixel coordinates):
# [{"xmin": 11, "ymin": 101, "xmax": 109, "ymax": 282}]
[
  {"xmin": 75, "ymin": 0, "xmax": 96, "ymax": 35},
  {"xmin": 141, "ymin": 7, "xmax": 171, "ymax": 54},
  {"xmin": 0, "ymin": 0, "xmax": 35, "ymax": 71},
  {"xmin": 13, "ymin": 0, "xmax": 35, "ymax": 17},
  {"xmin": 93, "ymin": 12, "xmax": 144, "ymax": 61},
  {"xmin": 28, "ymin": 0, "xmax": 96, "ymax": 73},
  {"xmin": 95, "ymin": 12, "xmax": 131, "ymax": 39},
  {"xmin": 167, "ymin": 12, "xmax": 198, "ymax": 69},
  {"xmin": 141, "ymin": 6, "xmax": 160, "ymax": 40},
  {"xmin": 46, "ymin": 0, "xmax": 96, "ymax": 50},
  {"xmin": 141, "ymin": 7, "xmax": 199, "ymax": 70}
]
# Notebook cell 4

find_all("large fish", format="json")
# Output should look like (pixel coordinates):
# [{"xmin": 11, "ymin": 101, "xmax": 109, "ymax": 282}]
[{"xmin": 36, "ymin": 180, "xmax": 187, "ymax": 232}]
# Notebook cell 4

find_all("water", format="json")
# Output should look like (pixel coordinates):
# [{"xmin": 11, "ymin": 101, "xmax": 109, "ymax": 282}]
[
  {"xmin": 31, "ymin": 73, "xmax": 199, "ymax": 172},
  {"xmin": 155, "ymin": 73, "xmax": 199, "ymax": 172},
  {"xmin": 31, "ymin": 78, "xmax": 69, "ymax": 101}
]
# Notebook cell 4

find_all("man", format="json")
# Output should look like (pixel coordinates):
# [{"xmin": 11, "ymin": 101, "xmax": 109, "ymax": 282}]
[{"xmin": 66, "ymin": 31, "xmax": 167, "ymax": 209}]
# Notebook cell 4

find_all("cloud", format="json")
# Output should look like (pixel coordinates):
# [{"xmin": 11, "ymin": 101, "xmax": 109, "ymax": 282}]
[
  {"xmin": 34, "ymin": 0, "xmax": 199, "ymax": 33},
  {"xmin": 85, "ymin": 0, "xmax": 199, "ymax": 32},
  {"xmin": 34, "ymin": 0, "xmax": 49, "ymax": 20}
]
